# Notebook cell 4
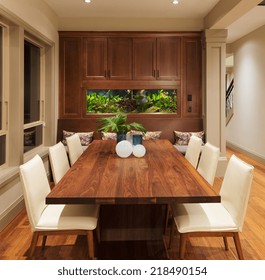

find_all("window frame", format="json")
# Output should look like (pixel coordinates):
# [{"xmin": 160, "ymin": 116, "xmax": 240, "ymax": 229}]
[
  {"xmin": 0, "ymin": 23, "xmax": 8, "ymax": 169},
  {"xmin": 23, "ymin": 35, "xmax": 45, "ymax": 154}
]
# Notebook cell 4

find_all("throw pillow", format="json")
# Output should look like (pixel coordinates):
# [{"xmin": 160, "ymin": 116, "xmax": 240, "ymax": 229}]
[
  {"xmin": 174, "ymin": 130, "xmax": 204, "ymax": 145},
  {"xmin": 101, "ymin": 132, "xmax": 117, "ymax": 140},
  {"xmin": 129, "ymin": 130, "xmax": 162, "ymax": 140},
  {"xmin": 143, "ymin": 131, "xmax": 162, "ymax": 140},
  {"xmin": 62, "ymin": 130, "xmax": 94, "ymax": 146}
]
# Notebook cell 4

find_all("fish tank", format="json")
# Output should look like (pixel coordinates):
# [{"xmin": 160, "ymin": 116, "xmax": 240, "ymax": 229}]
[{"xmin": 86, "ymin": 89, "xmax": 177, "ymax": 114}]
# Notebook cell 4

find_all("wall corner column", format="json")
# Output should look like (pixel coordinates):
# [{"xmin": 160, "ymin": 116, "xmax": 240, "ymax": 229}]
[{"xmin": 203, "ymin": 29, "xmax": 227, "ymax": 176}]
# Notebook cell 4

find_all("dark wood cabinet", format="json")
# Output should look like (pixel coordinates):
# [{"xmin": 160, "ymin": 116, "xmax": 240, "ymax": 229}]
[
  {"xmin": 83, "ymin": 37, "xmax": 132, "ymax": 80},
  {"xmin": 83, "ymin": 37, "xmax": 107, "ymax": 80},
  {"xmin": 182, "ymin": 37, "xmax": 202, "ymax": 117},
  {"xmin": 83, "ymin": 36, "xmax": 181, "ymax": 82},
  {"xmin": 157, "ymin": 37, "xmax": 181, "ymax": 81},
  {"xmin": 108, "ymin": 37, "xmax": 132, "ymax": 80},
  {"xmin": 59, "ymin": 31, "xmax": 202, "ymax": 119},
  {"xmin": 133, "ymin": 37, "xmax": 181, "ymax": 81},
  {"xmin": 59, "ymin": 37, "xmax": 82, "ymax": 118},
  {"xmin": 133, "ymin": 37, "xmax": 156, "ymax": 80}
]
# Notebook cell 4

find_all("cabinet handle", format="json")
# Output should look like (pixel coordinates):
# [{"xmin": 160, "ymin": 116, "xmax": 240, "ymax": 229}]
[
  {"xmin": 153, "ymin": 70, "xmax": 156, "ymax": 77},
  {"xmin": 104, "ymin": 70, "xmax": 107, "ymax": 78}
]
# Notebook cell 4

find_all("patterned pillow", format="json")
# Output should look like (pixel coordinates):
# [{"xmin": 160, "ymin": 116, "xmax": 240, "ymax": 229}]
[
  {"xmin": 174, "ymin": 130, "xmax": 204, "ymax": 145},
  {"xmin": 143, "ymin": 131, "xmax": 162, "ymax": 140},
  {"xmin": 101, "ymin": 132, "xmax": 117, "ymax": 140},
  {"xmin": 62, "ymin": 130, "xmax": 93, "ymax": 146},
  {"xmin": 130, "ymin": 130, "xmax": 162, "ymax": 140}
]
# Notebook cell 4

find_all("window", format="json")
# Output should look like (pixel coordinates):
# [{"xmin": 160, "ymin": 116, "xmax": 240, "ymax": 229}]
[
  {"xmin": 24, "ymin": 40, "xmax": 44, "ymax": 153},
  {"xmin": 0, "ymin": 26, "xmax": 6, "ymax": 166},
  {"xmin": 86, "ymin": 89, "xmax": 178, "ymax": 114}
]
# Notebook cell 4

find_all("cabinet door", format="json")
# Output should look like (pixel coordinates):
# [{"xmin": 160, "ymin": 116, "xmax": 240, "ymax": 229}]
[
  {"xmin": 83, "ymin": 37, "xmax": 107, "ymax": 80},
  {"xmin": 108, "ymin": 38, "xmax": 132, "ymax": 80},
  {"xmin": 182, "ymin": 37, "xmax": 202, "ymax": 117},
  {"xmin": 59, "ymin": 37, "xmax": 82, "ymax": 118},
  {"xmin": 133, "ymin": 38, "xmax": 156, "ymax": 80},
  {"xmin": 157, "ymin": 37, "xmax": 181, "ymax": 80}
]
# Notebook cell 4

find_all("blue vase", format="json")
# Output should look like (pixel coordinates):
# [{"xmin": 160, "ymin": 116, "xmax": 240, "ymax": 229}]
[{"xmin": 117, "ymin": 131, "xmax": 127, "ymax": 143}]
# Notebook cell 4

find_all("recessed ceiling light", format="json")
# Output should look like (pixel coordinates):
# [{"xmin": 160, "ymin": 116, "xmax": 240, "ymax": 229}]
[
  {"xmin": 84, "ymin": 0, "xmax": 92, "ymax": 3},
  {"xmin": 172, "ymin": 0, "xmax": 179, "ymax": 4}
]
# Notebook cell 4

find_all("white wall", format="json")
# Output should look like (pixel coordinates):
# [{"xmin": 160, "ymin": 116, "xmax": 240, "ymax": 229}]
[
  {"xmin": 226, "ymin": 25, "xmax": 265, "ymax": 160},
  {"xmin": 0, "ymin": 0, "xmax": 58, "ymax": 42},
  {"xmin": 0, "ymin": 0, "xmax": 59, "ymax": 230}
]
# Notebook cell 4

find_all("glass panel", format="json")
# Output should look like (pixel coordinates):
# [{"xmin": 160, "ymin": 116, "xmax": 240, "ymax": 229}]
[
  {"xmin": 86, "ymin": 89, "xmax": 177, "ymax": 114},
  {"xmin": 0, "ymin": 27, "xmax": 3, "ymax": 130},
  {"xmin": 24, "ymin": 41, "xmax": 40, "ymax": 124},
  {"xmin": 0, "ymin": 135, "xmax": 6, "ymax": 166},
  {"xmin": 24, "ymin": 125, "xmax": 43, "ymax": 153}
]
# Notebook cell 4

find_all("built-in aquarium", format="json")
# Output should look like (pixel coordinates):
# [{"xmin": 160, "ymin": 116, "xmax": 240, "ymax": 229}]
[{"xmin": 86, "ymin": 89, "xmax": 177, "ymax": 114}]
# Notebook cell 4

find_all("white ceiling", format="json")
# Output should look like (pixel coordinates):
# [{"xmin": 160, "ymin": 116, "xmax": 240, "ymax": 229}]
[
  {"xmin": 43, "ymin": 0, "xmax": 220, "ymax": 18},
  {"xmin": 43, "ymin": 0, "xmax": 265, "ymax": 43}
]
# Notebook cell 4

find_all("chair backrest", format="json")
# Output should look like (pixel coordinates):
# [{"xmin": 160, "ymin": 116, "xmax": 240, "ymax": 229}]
[
  {"xmin": 49, "ymin": 142, "xmax": 70, "ymax": 184},
  {"xmin": 197, "ymin": 142, "xmax": 220, "ymax": 185},
  {"xmin": 19, "ymin": 155, "xmax": 50, "ymax": 231},
  {"xmin": 220, "ymin": 154, "xmax": 254, "ymax": 231},
  {"xmin": 66, "ymin": 134, "xmax": 83, "ymax": 166},
  {"xmin": 185, "ymin": 135, "xmax": 202, "ymax": 168}
]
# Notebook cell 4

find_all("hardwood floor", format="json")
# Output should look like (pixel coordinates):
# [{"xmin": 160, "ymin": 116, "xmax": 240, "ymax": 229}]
[{"xmin": 0, "ymin": 147, "xmax": 264, "ymax": 260}]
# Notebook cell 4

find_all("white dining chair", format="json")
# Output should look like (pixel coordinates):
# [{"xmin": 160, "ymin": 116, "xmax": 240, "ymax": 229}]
[
  {"xmin": 196, "ymin": 142, "xmax": 220, "ymax": 185},
  {"xmin": 169, "ymin": 154, "xmax": 254, "ymax": 259},
  {"xmin": 19, "ymin": 154, "xmax": 99, "ymax": 259},
  {"xmin": 66, "ymin": 133, "xmax": 83, "ymax": 166},
  {"xmin": 49, "ymin": 142, "xmax": 70, "ymax": 184},
  {"xmin": 185, "ymin": 135, "xmax": 203, "ymax": 168}
]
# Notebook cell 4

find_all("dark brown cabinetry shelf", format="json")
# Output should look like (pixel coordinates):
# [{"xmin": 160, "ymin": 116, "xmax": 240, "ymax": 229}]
[
  {"xmin": 59, "ymin": 31, "xmax": 202, "ymax": 119},
  {"xmin": 83, "ymin": 36, "xmax": 181, "ymax": 81},
  {"xmin": 132, "ymin": 37, "xmax": 181, "ymax": 81}
]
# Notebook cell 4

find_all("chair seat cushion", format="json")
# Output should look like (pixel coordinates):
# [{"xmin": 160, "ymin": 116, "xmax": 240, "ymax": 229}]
[
  {"xmin": 172, "ymin": 203, "xmax": 238, "ymax": 233},
  {"xmin": 36, "ymin": 204, "xmax": 99, "ymax": 231}
]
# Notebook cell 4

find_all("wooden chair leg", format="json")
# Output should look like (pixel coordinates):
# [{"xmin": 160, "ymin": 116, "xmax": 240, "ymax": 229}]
[
  {"xmin": 87, "ymin": 231, "xmax": 95, "ymax": 260},
  {"xmin": 223, "ymin": 236, "xmax": 229, "ymax": 250},
  {"xmin": 179, "ymin": 233, "xmax": 187, "ymax": 259},
  {"xmin": 42, "ymin": 235, "xmax": 47, "ymax": 250},
  {"xmin": 164, "ymin": 204, "xmax": 170, "ymax": 234},
  {"xmin": 29, "ymin": 232, "xmax": 39, "ymax": 258},
  {"xmin": 233, "ymin": 232, "xmax": 244, "ymax": 260},
  {"xmin": 168, "ymin": 220, "xmax": 175, "ymax": 249}
]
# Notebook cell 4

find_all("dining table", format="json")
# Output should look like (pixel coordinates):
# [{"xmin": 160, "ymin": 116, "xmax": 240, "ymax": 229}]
[
  {"xmin": 46, "ymin": 139, "xmax": 220, "ymax": 249},
  {"xmin": 46, "ymin": 139, "xmax": 220, "ymax": 205}
]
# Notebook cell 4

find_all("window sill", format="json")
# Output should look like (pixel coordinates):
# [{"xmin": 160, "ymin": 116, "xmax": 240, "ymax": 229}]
[
  {"xmin": 0, "ymin": 146, "xmax": 50, "ymax": 189},
  {"xmin": 23, "ymin": 145, "xmax": 49, "ymax": 163},
  {"xmin": 0, "ymin": 166, "xmax": 19, "ymax": 189}
]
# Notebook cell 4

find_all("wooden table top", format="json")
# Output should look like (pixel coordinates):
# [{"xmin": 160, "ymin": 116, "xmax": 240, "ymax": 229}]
[{"xmin": 46, "ymin": 139, "xmax": 220, "ymax": 205}]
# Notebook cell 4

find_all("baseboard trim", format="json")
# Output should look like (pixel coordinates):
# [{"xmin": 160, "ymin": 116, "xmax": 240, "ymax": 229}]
[
  {"xmin": 226, "ymin": 141, "xmax": 265, "ymax": 165},
  {"xmin": 0, "ymin": 196, "xmax": 25, "ymax": 231}
]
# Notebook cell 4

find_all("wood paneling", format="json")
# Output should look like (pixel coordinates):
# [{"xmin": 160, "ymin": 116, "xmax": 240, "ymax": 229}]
[
  {"xmin": 182, "ymin": 36, "xmax": 202, "ymax": 117},
  {"xmin": 59, "ymin": 32, "xmax": 202, "ymax": 133},
  {"xmin": 59, "ymin": 37, "xmax": 82, "ymax": 118},
  {"xmin": 57, "ymin": 117, "xmax": 203, "ymax": 143}
]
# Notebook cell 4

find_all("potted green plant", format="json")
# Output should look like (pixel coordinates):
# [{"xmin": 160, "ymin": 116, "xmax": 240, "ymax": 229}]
[{"xmin": 97, "ymin": 112, "xmax": 146, "ymax": 142}]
